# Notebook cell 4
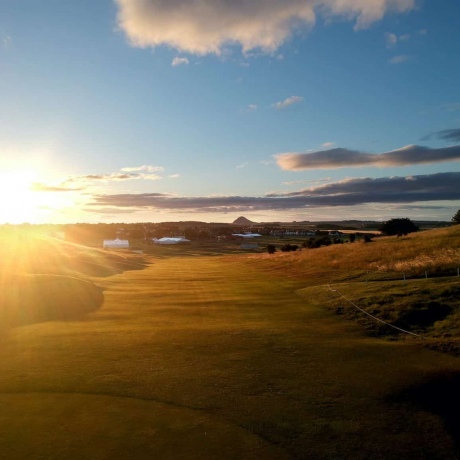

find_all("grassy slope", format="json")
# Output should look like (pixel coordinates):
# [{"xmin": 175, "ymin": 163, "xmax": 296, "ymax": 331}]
[
  {"xmin": 1, "ymin": 238, "xmax": 460, "ymax": 458},
  {"xmin": 0, "ymin": 230, "xmax": 147, "ymax": 330}
]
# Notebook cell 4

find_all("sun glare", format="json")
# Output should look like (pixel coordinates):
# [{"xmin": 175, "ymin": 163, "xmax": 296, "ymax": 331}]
[{"xmin": 0, "ymin": 170, "xmax": 68, "ymax": 224}]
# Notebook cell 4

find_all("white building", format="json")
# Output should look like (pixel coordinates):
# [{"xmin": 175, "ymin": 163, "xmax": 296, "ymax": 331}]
[{"xmin": 103, "ymin": 238, "xmax": 129, "ymax": 249}]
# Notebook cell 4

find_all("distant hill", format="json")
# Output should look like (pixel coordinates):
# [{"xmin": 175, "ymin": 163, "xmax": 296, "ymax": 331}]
[{"xmin": 232, "ymin": 216, "xmax": 255, "ymax": 225}]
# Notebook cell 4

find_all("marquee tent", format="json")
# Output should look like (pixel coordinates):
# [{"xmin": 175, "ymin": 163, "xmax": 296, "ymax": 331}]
[
  {"xmin": 153, "ymin": 237, "xmax": 191, "ymax": 245},
  {"xmin": 103, "ymin": 238, "xmax": 129, "ymax": 249}
]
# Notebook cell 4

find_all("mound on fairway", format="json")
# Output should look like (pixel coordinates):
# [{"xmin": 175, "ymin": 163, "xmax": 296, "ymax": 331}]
[
  {"xmin": 0, "ymin": 228, "xmax": 148, "ymax": 279},
  {"xmin": 0, "ymin": 393, "xmax": 290, "ymax": 460},
  {"xmin": 0, "ymin": 274, "xmax": 104, "ymax": 330}
]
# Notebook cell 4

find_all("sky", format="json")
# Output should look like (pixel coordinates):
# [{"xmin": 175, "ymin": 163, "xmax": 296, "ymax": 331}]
[{"xmin": 1, "ymin": 0, "xmax": 460, "ymax": 224}]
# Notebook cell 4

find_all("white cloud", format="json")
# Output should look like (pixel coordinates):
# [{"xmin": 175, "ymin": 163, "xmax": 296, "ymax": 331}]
[
  {"xmin": 115, "ymin": 0, "xmax": 415, "ymax": 56},
  {"xmin": 389, "ymin": 54, "xmax": 409, "ymax": 64},
  {"xmin": 247, "ymin": 104, "xmax": 258, "ymax": 112},
  {"xmin": 236, "ymin": 162, "xmax": 249, "ymax": 169},
  {"xmin": 273, "ymin": 95, "xmax": 303, "ymax": 109},
  {"xmin": 385, "ymin": 32, "xmax": 410, "ymax": 48},
  {"xmin": 385, "ymin": 32, "xmax": 398, "ymax": 47},
  {"xmin": 321, "ymin": 142, "xmax": 336, "ymax": 148},
  {"xmin": 172, "ymin": 57, "xmax": 189, "ymax": 67}
]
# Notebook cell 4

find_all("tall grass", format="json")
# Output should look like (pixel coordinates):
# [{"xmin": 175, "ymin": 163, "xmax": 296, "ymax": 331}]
[{"xmin": 243, "ymin": 226, "xmax": 460, "ymax": 286}]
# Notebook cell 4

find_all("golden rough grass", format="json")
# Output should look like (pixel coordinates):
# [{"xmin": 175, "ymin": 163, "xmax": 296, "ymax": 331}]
[{"xmin": 242, "ymin": 225, "xmax": 460, "ymax": 286}]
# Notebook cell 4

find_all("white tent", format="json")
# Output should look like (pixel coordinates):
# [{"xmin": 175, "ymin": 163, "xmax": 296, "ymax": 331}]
[
  {"xmin": 153, "ymin": 237, "xmax": 191, "ymax": 245},
  {"xmin": 103, "ymin": 238, "xmax": 129, "ymax": 249},
  {"xmin": 232, "ymin": 233, "xmax": 262, "ymax": 238}
]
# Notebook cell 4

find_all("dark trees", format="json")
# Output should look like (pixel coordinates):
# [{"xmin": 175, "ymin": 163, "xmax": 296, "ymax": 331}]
[
  {"xmin": 267, "ymin": 244, "xmax": 276, "ymax": 254},
  {"xmin": 379, "ymin": 218, "xmax": 419, "ymax": 236},
  {"xmin": 280, "ymin": 244, "xmax": 299, "ymax": 252},
  {"xmin": 452, "ymin": 210, "xmax": 460, "ymax": 225}
]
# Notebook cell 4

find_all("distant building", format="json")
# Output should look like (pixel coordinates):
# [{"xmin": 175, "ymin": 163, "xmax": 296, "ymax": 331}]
[
  {"xmin": 103, "ymin": 238, "xmax": 129, "ymax": 249},
  {"xmin": 241, "ymin": 243, "xmax": 258, "ymax": 249}
]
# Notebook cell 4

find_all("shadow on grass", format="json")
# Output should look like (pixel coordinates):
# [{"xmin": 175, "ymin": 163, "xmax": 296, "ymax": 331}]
[
  {"xmin": 389, "ymin": 372, "xmax": 460, "ymax": 456},
  {"xmin": 0, "ymin": 274, "xmax": 104, "ymax": 329}
]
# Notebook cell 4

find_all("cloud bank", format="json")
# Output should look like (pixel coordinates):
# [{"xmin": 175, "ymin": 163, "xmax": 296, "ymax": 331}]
[
  {"xmin": 276, "ymin": 145, "xmax": 460, "ymax": 170},
  {"xmin": 115, "ymin": 0, "xmax": 415, "ymax": 55},
  {"xmin": 91, "ymin": 172, "xmax": 460, "ymax": 213}
]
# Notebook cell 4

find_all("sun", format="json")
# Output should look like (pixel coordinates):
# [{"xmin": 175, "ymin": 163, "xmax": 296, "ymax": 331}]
[
  {"xmin": 0, "ymin": 169, "xmax": 68, "ymax": 224},
  {"xmin": 0, "ymin": 170, "xmax": 40, "ymax": 223}
]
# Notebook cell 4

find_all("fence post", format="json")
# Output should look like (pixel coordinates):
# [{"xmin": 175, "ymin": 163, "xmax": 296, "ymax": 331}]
[
  {"xmin": 425, "ymin": 270, "xmax": 428, "ymax": 279},
  {"xmin": 458, "ymin": 267, "xmax": 459, "ymax": 277},
  {"xmin": 403, "ymin": 273, "xmax": 406, "ymax": 281}
]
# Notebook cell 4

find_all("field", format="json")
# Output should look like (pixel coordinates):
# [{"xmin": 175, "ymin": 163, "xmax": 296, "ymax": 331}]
[{"xmin": 1, "ymin": 227, "xmax": 460, "ymax": 458}]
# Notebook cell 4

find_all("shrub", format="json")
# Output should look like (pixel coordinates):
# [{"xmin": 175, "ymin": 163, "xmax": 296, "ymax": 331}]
[
  {"xmin": 379, "ymin": 218, "xmax": 419, "ymax": 236},
  {"xmin": 280, "ymin": 244, "xmax": 298, "ymax": 252}
]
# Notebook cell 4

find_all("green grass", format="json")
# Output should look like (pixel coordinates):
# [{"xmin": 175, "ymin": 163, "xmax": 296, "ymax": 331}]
[{"xmin": 1, "ymin": 227, "xmax": 460, "ymax": 458}]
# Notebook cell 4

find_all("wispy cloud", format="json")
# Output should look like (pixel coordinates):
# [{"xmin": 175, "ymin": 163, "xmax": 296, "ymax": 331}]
[
  {"xmin": 172, "ymin": 57, "xmax": 189, "ymax": 67},
  {"xmin": 30, "ymin": 183, "xmax": 82, "ymax": 193},
  {"xmin": 321, "ymin": 142, "xmax": 336, "ymax": 149},
  {"xmin": 273, "ymin": 95, "xmax": 303, "ymax": 109},
  {"xmin": 385, "ymin": 32, "xmax": 398, "ymax": 47},
  {"xmin": 247, "ymin": 104, "xmax": 258, "ymax": 112},
  {"xmin": 31, "ymin": 165, "xmax": 168, "ymax": 192},
  {"xmin": 120, "ymin": 165, "xmax": 164, "ymax": 173},
  {"xmin": 443, "ymin": 103, "xmax": 460, "ymax": 113},
  {"xmin": 115, "ymin": 0, "xmax": 415, "ymax": 55},
  {"xmin": 282, "ymin": 178, "xmax": 332, "ymax": 186},
  {"xmin": 275, "ymin": 144, "xmax": 460, "ymax": 170},
  {"xmin": 422, "ymin": 128, "xmax": 460, "ymax": 143},
  {"xmin": 389, "ymin": 54, "xmax": 409, "ymax": 64},
  {"xmin": 2, "ymin": 35, "xmax": 12, "ymax": 49},
  {"xmin": 236, "ymin": 162, "xmax": 249, "ymax": 169},
  {"xmin": 433, "ymin": 128, "xmax": 460, "ymax": 142},
  {"xmin": 90, "ymin": 172, "xmax": 460, "ymax": 212}
]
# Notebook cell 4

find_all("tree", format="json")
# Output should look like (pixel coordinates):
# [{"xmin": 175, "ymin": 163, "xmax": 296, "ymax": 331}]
[
  {"xmin": 452, "ymin": 209, "xmax": 460, "ymax": 225},
  {"xmin": 379, "ymin": 218, "xmax": 419, "ymax": 236},
  {"xmin": 267, "ymin": 244, "xmax": 276, "ymax": 254}
]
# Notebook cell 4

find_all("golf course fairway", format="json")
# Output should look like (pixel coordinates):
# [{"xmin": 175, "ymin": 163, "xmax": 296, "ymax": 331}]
[{"xmin": 1, "ymin": 255, "xmax": 459, "ymax": 459}]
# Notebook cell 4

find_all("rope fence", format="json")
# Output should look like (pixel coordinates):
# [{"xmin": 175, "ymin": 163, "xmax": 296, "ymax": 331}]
[{"xmin": 327, "ymin": 284, "xmax": 425, "ymax": 339}]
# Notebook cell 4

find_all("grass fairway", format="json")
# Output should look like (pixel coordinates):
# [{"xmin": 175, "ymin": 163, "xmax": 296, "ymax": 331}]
[{"xmin": 1, "ymin": 248, "xmax": 460, "ymax": 457}]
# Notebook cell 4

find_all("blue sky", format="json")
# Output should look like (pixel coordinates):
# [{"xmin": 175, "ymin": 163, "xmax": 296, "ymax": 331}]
[{"xmin": 1, "ymin": 0, "xmax": 460, "ymax": 224}]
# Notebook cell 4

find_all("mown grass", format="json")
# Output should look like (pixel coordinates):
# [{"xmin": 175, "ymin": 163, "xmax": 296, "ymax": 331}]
[{"xmin": 1, "ymin": 227, "xmax": 460, "ymax": 458}]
